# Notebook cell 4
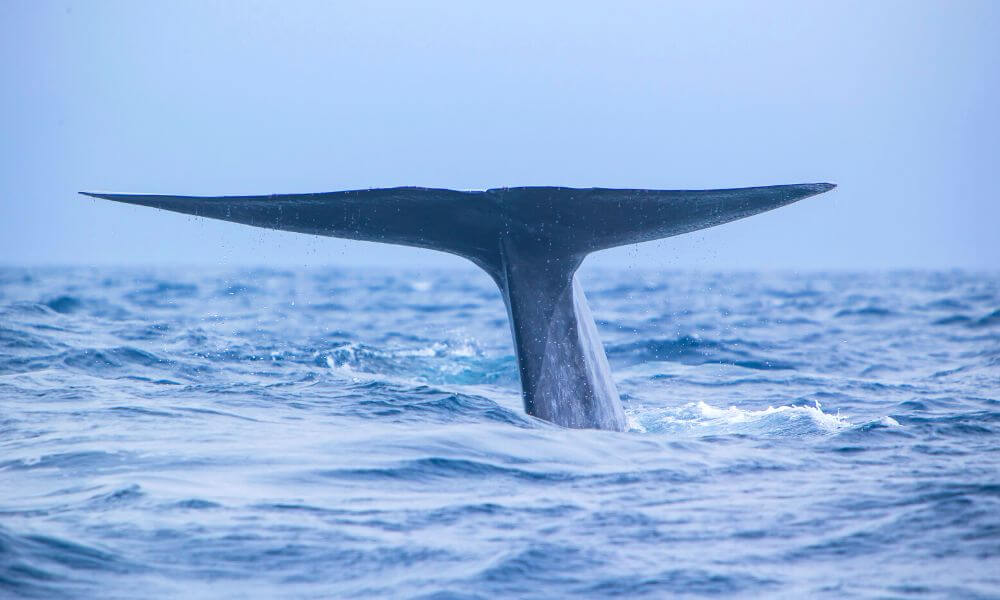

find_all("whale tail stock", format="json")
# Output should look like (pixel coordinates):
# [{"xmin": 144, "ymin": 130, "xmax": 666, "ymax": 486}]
[{"xmin": 81, "ymin": 183, "xmax": 835, "ymax": 430}]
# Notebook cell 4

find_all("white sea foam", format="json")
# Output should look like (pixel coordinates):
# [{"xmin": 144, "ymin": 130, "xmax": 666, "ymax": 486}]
[
  {"xmin": 628, "ymin": 400, "xmax": 852, "ymax": 436},
  {"xmin": 2, "ymin": 267, "xmax": 991, "ymax": 598}
]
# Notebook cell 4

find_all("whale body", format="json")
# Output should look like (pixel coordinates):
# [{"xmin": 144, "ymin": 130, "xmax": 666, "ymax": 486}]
[{"xmin": 82, "ymin": 183, "xmax": 835, "ymax": 431}]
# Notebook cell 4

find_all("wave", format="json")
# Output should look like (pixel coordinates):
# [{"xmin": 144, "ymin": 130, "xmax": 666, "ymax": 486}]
[
  {"xmin": 324, "ymin": 384, "xmax": 533, "ymax": 427},
  {"xmin": 607, "ymin": 335, "xmax": 795, "ymax": 370},
  {"xmin": 971, "ymin": 308, "xmax": 1000, "ymax": 328},
  {"xmin": 0, "ymin": 525, "xmax": 132, "ymax": 599},
  {"xmin": 322, "ymin": 341, "xmax": 519, "ymax": 386},
  {"xmin": 0, "ymin": 326, "xmax": 61, "ymax": 353},
  {"xmin": 629, "ymin": 400, "xmax": 854, "ymax": 437},
  {"xmin": 1, "ymin": 268, "xmax": 997, "ymax": 598},
  {"xmin": 834, "ymin": 306, "xmax": 895, "ymax": 319},
  {"xmin": 933, "ymin": 308, "xmax": 1000, "ymax": 328}
]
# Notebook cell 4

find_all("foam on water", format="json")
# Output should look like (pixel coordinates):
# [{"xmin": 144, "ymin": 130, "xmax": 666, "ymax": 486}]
[
  {"xmin": 1, "ymin": 267, "xmax": 998, "ymax": 598},
  {"xmin": 629, "ymin": 400, "xmax": 854, "ymax": 436}
]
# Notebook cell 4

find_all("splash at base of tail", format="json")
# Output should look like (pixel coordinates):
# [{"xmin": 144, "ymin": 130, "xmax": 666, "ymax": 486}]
[{"xmin": 82, "ymin": 183, "xmax": 836, "ymax": 431}]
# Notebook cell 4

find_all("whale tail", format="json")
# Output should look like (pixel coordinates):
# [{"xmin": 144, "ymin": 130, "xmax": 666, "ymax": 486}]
[
  {"xmin": 81, "ymin": 183, "xmax": 835, "ymax": 430},
  {"xmin": 80, "ymin": 183, "xmax": 833, "ymax": 268}
]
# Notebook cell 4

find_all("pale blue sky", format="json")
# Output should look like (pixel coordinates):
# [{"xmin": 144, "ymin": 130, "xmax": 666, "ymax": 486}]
[{"xmin": 1, "ymin": 1, "xmax": 997, "ymax": 269}]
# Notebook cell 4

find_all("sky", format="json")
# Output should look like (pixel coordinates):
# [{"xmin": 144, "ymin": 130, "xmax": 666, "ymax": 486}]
[{"xmin": 1, "ymin": 0, "xmax": 997, "ymax": 270}]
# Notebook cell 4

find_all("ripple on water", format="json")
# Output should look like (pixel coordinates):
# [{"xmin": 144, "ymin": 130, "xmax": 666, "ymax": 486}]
[
  {"xmin": 0, "ymin": 526, "xmax": 134, "ymax": 599},
  {"xmin": 0, "ymin": 268, "xmax": 997, "ymax": 598}
]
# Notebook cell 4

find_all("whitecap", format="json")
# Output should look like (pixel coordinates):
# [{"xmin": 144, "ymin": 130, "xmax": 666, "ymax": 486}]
[{"xmin": 629, "ymin": 400, "xmax": 851, "ymax": 437}]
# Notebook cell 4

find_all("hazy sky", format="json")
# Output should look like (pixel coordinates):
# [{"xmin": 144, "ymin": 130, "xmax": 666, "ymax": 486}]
[{"xmin": 1, "ymin": 1, "xmax": 997, "ymax": 270}]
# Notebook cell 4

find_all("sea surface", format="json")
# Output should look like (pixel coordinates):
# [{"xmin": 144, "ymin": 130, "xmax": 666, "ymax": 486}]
[{"xmin": 1, "ymin": 267, "xmax": 998, "ymax": 599}]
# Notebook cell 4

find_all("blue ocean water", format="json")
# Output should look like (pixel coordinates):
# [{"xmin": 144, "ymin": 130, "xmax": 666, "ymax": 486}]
[{"xmin": 1, "ymin": 266, "xmax": 998, "ymax": 599}]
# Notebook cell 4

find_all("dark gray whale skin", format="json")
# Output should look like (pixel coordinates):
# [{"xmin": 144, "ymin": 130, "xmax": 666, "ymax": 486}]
[{"xmin": 81, "ymin": 183, "xmax": 835, "ymax": 431}]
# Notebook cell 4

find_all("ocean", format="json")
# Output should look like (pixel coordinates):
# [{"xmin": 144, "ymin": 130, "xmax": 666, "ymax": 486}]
[{"xmin": 1, "ymin": 267, "xmax": 998, "ymax": 598}]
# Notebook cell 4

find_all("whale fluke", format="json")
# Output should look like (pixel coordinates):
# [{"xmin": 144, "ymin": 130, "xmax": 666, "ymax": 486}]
[{"xmin": 82, "ymin": 183, "xmax": 836, "ymax": 431}]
